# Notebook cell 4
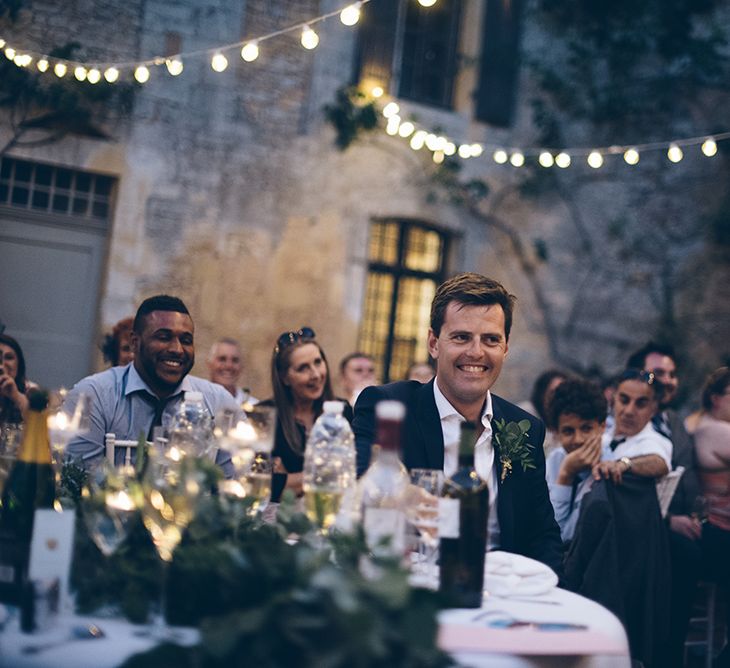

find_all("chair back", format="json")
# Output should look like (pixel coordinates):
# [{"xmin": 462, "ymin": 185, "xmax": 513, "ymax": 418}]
[
  {"xmin": 656, "ymin": 466, "xmax": 685, "ymax": 518},
  {"xmin": 105, "ymin": 433, "xmax": 145, "ymax": 468}
]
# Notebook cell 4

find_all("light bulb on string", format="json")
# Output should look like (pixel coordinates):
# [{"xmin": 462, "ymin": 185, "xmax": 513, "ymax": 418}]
[
  {"xmin": 340, "ymin": 3, "xmax": 361, "ymax": 26},
  {"xmin": 104, "ymin": 67, "xmax": 119, "ymax": 83},
  {"xmin": 54, "ymin": 62, "xmax": 67, "ymax": 77},
  {"xmin": 240, "ymin": 42, "xmax": 259, "ymax": 62},
  {"xmin": 0, "ymin": 39, "xmax": 5, "ymax": 49},
  {"xmin": 398, "ymin": 121, "xmax": 415, "ymax": 138},
  {"xmin": 444, "ymin": 142, "xmax": 456, "ymax": 156},
  {"xmin": 386, "ymin": 116, "xmax": 400, "ymax": 135},
  {"xmin": 701, "ymin": 138, "xmax": 718, "ymax": 157},
  {"xmin": 211, "ymin": 52, "xmax": 228, "ymax": 72},
  {"xmin": 419, "ymin": 0, "xmax": 438, "ymax": 6},
  {"xmin": 555, "ymin": 152, "xmax": 571, "ymax": 168},
  {"xmin": 433, "ymin": 150, "xmax": 445, "ymax": 164},
  {"xmin": 667, "ymin": 143, "xmax": 683, "ymax": 163},
  {"xmin": 86, "ymin": 68, "xmax": 101, "ymax": 84},
  {"xmin": 5, "ymin": 47, "xmax": 16, "ymax": 60},
  {"xmin": 371, "ymin": 85, "xmax": 383, "ymax": 98},
  {"xmin": 382, "ymin": 102, "xmax": 400, "ymax": 118},
  {"xmin": 166, "ymin": 58, "xmax": 183, "ymax": 75},
  {"xmin": 470, "ymin": 144, "xmax": 483, "ymax": 157},
  {"xmin": 538, "ymin": 152, "xmax": 554, "ymax": 168},
  {"xmin": 510, "ymin": 152, "xmax": 525, "ymax": 167},
  {"xmin": 410, "ymin": 131, "xmax": 427, "ymax": 150},
  {"xmin": 301, "ymin": 25, "xmax": 319, "ymax": 50},
  {"xmin": 587, "ymin": 151, "xmax": 604, "ymax": 169},
  {"xmin": 493, "ymin": 149, "xmax": 508, "ymax": 164},
  {"xmin": 623, "ymin": 148, "xmax": 640, "ymax": 165},
  {"xmin": 134, "ymin": 65, "xmax": 150, "ymax": 83},
  {"xmin": 37, "ymin": 58, "xmax": 49, "ymax": 72},
  {"xmin": 74, "ymin": 66, "xmax": 87, "ymax": 81},
  {"xmin": 458, "ymin": 145, "xmax": 472, "ymax": 159}
]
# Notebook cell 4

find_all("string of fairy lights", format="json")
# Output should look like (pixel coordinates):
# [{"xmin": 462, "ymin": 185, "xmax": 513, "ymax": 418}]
[
  {"xmin": 1, "ymin": 0, "xmax": 726, "ymax": 168},
  {"xmin": 381, "ymin": 101, "xmax": 729, "ymax": 168}
]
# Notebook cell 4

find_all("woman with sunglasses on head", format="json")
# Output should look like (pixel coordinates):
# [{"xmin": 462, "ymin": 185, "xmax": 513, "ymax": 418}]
[
  {"xmin": 264, "ymin": 328, "xmax": 353, "ymax": 502},
  {"xmin": 0, "ymin": 333, "xmax": 31, "ymax": 427}
]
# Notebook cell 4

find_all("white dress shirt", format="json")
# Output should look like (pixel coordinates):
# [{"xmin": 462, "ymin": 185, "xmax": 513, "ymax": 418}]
[
  {"xmin": 433, "ymin": 379, "xmax": 501, "ymax": 549},
  {"xmin": 601, "ymin": 420, "xmax": 673, "ymax": 469}
]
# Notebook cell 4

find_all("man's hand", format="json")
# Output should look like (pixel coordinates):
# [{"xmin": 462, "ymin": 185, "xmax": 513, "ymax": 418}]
[
  {"xmin": 592, "ymin": 459, "xmax": 630, "ymax": 485},
  {"xmin": 669, "ymin": 514, "xmax": 702, "ymax": 540},
  {"xmin": 557, "ymin": 432, "xmax": 602, "ymax": 485}
]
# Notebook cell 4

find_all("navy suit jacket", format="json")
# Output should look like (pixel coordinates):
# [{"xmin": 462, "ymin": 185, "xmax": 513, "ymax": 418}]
[{"xmin": 353, "ymin": 379, "xmax": 564, "ymax": 577}]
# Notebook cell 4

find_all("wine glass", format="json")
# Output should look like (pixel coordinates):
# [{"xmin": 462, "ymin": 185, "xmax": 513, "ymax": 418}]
[
  {"xmin": 82, "ymin": 462, "xmax": 140, "ymax": 557},
  {"xmin": 141, "ymin": 450, "xmax": 203, "ymax": 637},
  {"xmin": 47, "ymin": 390, "xmax": 90, "ymax": 488},
  {"xmin": 407, "ymin": 468, "xmax": 443, "ymax": 588},
  {"xmin": 216, "ymin": 405, "xmax": 275, "ymax": 515}
]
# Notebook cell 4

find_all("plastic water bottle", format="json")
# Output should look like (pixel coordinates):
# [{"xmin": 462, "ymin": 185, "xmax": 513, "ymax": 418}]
[
  {"xmin": 302, "ymin": 401, "xmax": 356, "ymax": 532},
  {"xmin": 168, "ymin": 391, "xmax": 213, "ymax": 458}
]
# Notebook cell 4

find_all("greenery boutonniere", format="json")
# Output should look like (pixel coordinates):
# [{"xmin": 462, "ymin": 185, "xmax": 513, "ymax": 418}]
[{"xmin": 493, "ymin": 418, "xmax": 536, "ymax": 483}]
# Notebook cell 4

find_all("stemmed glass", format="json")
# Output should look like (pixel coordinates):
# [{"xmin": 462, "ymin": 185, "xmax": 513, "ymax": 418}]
[
  {"xmin": 82, "ymin": 461, "xmax": 140, "ymax": 557},
  {"xmin": 47, "ymin": 390, "xmax": 90, "ymax": 492},
  {"xmin": 215, "ymin": 405, "xmax": 275, "ymax": 515},
  {"xmin": 407, "ymin": 468, "xmax": 443, "ymax": 588},
  {"xmin": 140, "ymin": 447, "xmax": 203, "ymax": 637}
]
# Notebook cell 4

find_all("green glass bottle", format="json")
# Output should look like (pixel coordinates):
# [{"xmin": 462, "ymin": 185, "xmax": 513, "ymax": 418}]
[{"xmin": 439, "ymin": 420, "xmax": 489, "ymax": 608}]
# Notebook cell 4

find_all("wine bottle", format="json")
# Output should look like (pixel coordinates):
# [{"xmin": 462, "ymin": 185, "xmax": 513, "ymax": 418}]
[
  {"xmin": 439, "ymin": 420, "xmax": 489, "ymax": 608},
  {"xmin": 0, "ymin": 389, "xmax": 56, "ymax": 604},
  {"xmin": 359, "ymin": 400, "xmax": 409, "ymax": 558}
]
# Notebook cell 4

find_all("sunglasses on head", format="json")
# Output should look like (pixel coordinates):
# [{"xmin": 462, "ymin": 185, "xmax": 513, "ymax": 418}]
[
  {"xmin": 619, "ymin": 368, "xmax": 656, "ymax": 385},
  {"xmin": 275, "ymin": 327, "xmax": 316, "ymax": 354}
]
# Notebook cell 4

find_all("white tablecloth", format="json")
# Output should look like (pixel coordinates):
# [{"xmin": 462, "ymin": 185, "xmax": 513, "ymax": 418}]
[{"xmin": 439, "ymin": 586, "xmax": 630, "ymax": 668}]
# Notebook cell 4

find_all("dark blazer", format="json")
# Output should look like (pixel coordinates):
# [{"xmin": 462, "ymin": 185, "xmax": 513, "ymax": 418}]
[{"xmin": 353, "ymin": 379, "xmax": 564, "ymax": 577}]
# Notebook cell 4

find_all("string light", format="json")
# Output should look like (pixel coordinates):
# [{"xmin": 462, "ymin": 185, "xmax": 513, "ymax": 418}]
[
  {"xmin": 458, "ymin": 144, "xmax": 472, "ymax": 159},
  {"xmin": 623, "ymin": 148, "xmax": 640, "ymax": 165},
  {"xmin": 410, "ymin": 131, "xmax": 427, "ymax": 150},
  {"xmin": 667, "ymin": 143, "xmax": 683, "ymax": 163},
  {"xmin": 53, "ymin": 62, "xmax": 67, "ymax": 77},
  {"xmin": 37, "ymin": 58, "xmax": 49, "ymax": 72},
  {"xmin": 86, "ymin": 68, "xmax": 101, "ymax": 84},
  {"xmin": 444, "ymin": 142, "xmax": 456, "ymax": 156},
  {"xmin": 510, "ymin": 152, "xmax": 525, "ymax": 167},
  {"xmin": 301, "ymin": 25, "xmax": 319, "ymax": 50},
  {"xmin": 493, "ymin": 150, "xmax": 508, "ymax": 164},
  {"xmin": 340, "ymin": 3, "xmax": 361, "ymax": 26},
  {"xmin": 538, "ymin": 151, "xmax": 554, "ymax": 167},
  {"xmin": 104, "ymin": 67, "xmax": 119, "ymax": 83},
  {"xmin": 166, "ymin": 58, "xmax": 183, "ymax": 75},
  {"xmin": 211, "ymin": 52, "xmax": 228, "ymax": 72},
  {"xmin": 134, "ymin": 65, "xmax": 150, "ymax": 83},
  {"xmin": 470, "ymin": 144, "xmax": 483, "ymax": 157},
  {"xmin": 587, "ymin": 151, "xmax": 603, "ymax": 168},
  {"xmin": 433, "ymin": 150, "xmax": 445, "ymax": 164},
  {"xmin": 0, "ymin": 39, "xmax": 5, "ymax": 49},
  {"xmin": 74, "ymin": 66, "xmax": 87, "ymax": 81},
  {"xmin": 701, "ymin": 138, "xmax": 718, "ymax": 157},
  {"xmin": 398, "ymin": 121, "xmax": 415, "ymax": 138},
  {"xmin": 371, "ymin": 85, "xmax": 384, "ymax": 98},
  {"xmin": 555, "ymin": 152, "xmax": 571, "ymax": 168},
  {"xmin": 240, "ymin": 42, "xmax": 259, "ymax": 62},
  {"xmin": 382, "ymin": 102, "xmax": 400, "ymax": 118},
  {"xmin": 418, "ymin": 0, "xmax": 438, "ymax": 6},
  {"xmin": 5, "ymin": 47, "xmax": 16, "ymax": 60}
]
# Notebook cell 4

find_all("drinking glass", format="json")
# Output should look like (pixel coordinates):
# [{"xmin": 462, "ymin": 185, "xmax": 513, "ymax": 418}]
[
  {"xmin": 408, "ymin": 468, "xmax": 443, "ymax": 587},
  {"xmin": 141, "ymin": 450, "xmax": 203, "ymax": 637},
  {"xmin": 47, "ymin": 390, "xmax": 90, "ymax": 487},
  {"xmin": 216, "ymin": 405, "xmax": 275, "ymax": 514},
  {"xmin": 691, "ymin": 495, "xmax": 709, "ymax": 524},
  {"xmin": 82, "ymin": 462, "xmax": 140, "ymax": 557}
]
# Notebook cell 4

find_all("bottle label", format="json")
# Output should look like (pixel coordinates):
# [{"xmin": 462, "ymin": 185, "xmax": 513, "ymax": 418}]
[
  {"xmin": 363, "ymin": 508, "xmax": 405, "ymax": 556},
  {"xmin": 438, "ymin": 498, "xmax": 460, "ymax": 538}
]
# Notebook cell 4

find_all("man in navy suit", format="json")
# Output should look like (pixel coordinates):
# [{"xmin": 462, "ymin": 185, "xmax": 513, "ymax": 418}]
[{"xmin": 353, "ymin": 272, "xmax": 563, "ymax": 576}]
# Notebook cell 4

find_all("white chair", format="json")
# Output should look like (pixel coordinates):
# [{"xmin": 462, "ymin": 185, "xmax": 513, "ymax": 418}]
[
  {"xmin": 104, "ymin": 433, "xmax": 147, "ymax": 468},
  {"xmin": 656, "ymin": 466, "xmax": 685, "ymax": 518}
]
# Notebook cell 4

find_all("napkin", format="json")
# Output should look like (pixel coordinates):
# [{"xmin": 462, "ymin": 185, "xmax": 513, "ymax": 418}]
[{"xmin": 485, "ymin": 550, "xmax": 558, "ymax": 597}]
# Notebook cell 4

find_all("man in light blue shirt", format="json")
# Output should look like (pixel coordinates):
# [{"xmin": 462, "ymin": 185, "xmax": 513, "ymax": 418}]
[
  {"xmin": 65, "ymin": 295, "xmax": 238, "ymax": 475},
  {"xmin": 545, "ymin": 378, "xmax": 607, "ymax": 543}
]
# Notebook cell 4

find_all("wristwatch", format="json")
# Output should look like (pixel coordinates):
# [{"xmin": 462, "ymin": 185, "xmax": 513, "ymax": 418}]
[{"xmin": 619, "ymin": 456, "xmax": 632, "ymax": 471}]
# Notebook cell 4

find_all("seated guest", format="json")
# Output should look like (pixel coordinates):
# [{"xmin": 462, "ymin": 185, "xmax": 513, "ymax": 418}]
[
  {"xmin": 353, "ymin": 273, "xmax": 563, "ymax": 576},
  {"xmin": 207, "ymin": 337, "xmax": 259, "ymax": 405},
  {"xmin": 100, "ymin": 317, "xmax": 135, "ymax": 367},
  {"xmin": 338, "ymin": 351, "xmax": 376, "ymax": 407},
  {"xmin": 694, "ymin": 367, "xmax": 730, "ymax": 668},
  {"xmin": 0, "ymin": 333, "xmax": 31, "ymax": 425},
  {"xmin": 406, "ymin": 360, "xmax": 434, "ymax": 384},
  {"xmin": 65, "ymin": 295, "xmax": 237, "ymax": 474},
  {"xmin": 545, "ymin": 378, "xmax": 606, "ymax": 543},
  {"xmin": 265, "ymin": 328, "xmax": 352, "ymax": 502}
]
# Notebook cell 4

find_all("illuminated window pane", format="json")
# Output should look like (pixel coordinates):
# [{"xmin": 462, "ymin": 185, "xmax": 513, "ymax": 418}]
[
  {"xmin": 368, "ymin": 221, "xmax": 399, "ymax": 265},
  {"xmin": 404, "ymin": 227, "xmax": 442, "ymax": 272}
]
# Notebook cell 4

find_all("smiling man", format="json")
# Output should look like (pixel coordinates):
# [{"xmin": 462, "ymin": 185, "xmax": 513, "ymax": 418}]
[
  {"xmin": 65, "ymin": 295, "xmax": 237, "ymax": 472},
  {"xmin": 353, "ymin": 273, "xmax": 563, "ymax": 575}
]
